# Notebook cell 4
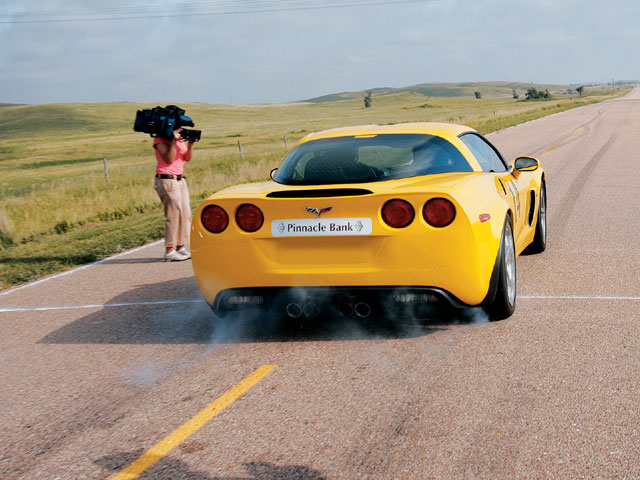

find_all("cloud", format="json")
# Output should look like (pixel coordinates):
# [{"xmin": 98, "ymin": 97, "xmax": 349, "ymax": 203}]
[{"xmin": 1, "ymin": 0, "xmax": 639, "ymax": 104}]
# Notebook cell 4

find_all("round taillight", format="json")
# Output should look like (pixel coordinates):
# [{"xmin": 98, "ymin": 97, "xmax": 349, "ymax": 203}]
[
  {"xmin": 236, "ymin": 203, "xmax": 264, "ymax": 232},
  {"xmin": 381, "ymin": 199, "xmax": 414, "ymax": 228},
  {"xmin": 423, "ymin": 198, "xmax": 456, "ymax": 227},
  {"xmin": 201, "ymin": 205, "xmax": 228, "ymax": 233}
]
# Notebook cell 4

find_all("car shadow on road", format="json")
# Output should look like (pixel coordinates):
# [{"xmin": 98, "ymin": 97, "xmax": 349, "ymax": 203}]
[
  {"xmin": 39, "ymin": 277, "xmax": 466, "ymax": 345},
  {"xmin": 96, "ymin": 451, "xmax": 327, "ymax": 479}
]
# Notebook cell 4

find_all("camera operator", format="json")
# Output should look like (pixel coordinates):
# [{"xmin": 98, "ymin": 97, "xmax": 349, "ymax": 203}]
[{"xmin": 153, "ymin": 127, "xmax": 195, "ymax": 261}]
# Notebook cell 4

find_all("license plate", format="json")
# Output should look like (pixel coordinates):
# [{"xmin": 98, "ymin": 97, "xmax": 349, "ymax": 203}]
[{"xmin": 271, "ymin": 218, "xmax": 373, "ymax": 237}]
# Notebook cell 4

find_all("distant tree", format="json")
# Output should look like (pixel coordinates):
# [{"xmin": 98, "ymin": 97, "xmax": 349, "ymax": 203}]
[
  {"xmin": 474, "ymin": 91, "xmax": 482, "ymax": 99},
  {"xmin": 525, "ymin": 87, "xmax": 552, "ymax": 101},
  {"xmin": 512, "ymin": 88, "xmax": 519, "ymax": 99},
  {"xmin": 363, "ymin": 90, "xmax": 373, "ymax": 108},
  {"xmin": 577, "ymin": 86, "xmax": 584, "ymax": 97}
]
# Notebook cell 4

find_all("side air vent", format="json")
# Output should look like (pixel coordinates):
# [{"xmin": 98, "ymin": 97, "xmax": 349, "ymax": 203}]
[
  {"xmin": 528, "ymin": 190, "xmax": 536, "ymax": 226},
  {"xmin": 266, "ymin": 188, "xmax": 373, "ymax": 198}
]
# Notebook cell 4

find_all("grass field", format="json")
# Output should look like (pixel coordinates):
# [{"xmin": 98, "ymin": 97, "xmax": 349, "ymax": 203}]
[{"xmin": 0, "ymin": 86, "xmax": 627, "ymax": 288}]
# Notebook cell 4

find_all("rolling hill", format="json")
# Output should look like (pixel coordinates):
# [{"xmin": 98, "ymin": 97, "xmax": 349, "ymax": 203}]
[{"xmin": 303, "ymin": 81, "xmax": 573, "ymax": 103}]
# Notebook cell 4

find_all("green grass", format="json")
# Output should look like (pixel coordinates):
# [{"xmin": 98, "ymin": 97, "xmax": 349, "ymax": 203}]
[
  {"xmin": 0, "ymin": 86, "xmax": 628, "ymax": 289},
  {"xmin": 0, "ymin": 209, "xmax": 166, "ymax": 286}
]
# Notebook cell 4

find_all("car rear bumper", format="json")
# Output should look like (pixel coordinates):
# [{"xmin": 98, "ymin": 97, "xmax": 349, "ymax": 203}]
[{"xmin": 192, "ymin": 232, "xmax": 499, "ymax": 307}]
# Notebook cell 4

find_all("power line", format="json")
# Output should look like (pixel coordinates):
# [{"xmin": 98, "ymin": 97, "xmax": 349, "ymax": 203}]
[
  {"xmin": 0, "ymin": 0, "xmax": 434, "ymax": 24},
  {"xmin": 0, "ymin": 0, "xmax": 418, "ymax": 17},
  {"xmin": 0, "ymin": 0, "xmax": 426, "ymax": 20}
]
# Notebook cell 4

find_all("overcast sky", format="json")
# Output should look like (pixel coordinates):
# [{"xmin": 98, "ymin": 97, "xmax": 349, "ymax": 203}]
[{"xmin": 1, "ymin": 0, "xmax": 638, "ymax": 105}]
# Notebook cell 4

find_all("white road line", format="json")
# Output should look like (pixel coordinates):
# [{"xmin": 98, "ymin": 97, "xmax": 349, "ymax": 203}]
[
  {"xmin": 0, "ymin": 299, "xmax": 205, "ymax": 313},
  {"xmin": 1, "ymin": 295, "xmax": 639, "ymax": 313},
  {"xmin": 0, "ymin": 240, "xmax": 163, "ymax": 297}
]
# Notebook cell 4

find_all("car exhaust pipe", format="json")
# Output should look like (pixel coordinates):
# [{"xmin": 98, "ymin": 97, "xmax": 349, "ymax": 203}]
[
  {"xmin": 354, "ymin": 302, "xmax": 371, "ymax": 318},
  {"xmin": 337, "ymin": 302, "xmax": 354, "ymax": 317},
  {"xmin": 286, "ymin": 303, "xmax": 303, "ymax": 319},
  {"xmin": 302, "ymin": 302, "xmax": 319, "ymax": 319}
]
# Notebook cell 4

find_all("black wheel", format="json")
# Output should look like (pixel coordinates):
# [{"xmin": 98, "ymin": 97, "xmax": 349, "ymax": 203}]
[
  {"xmin": 525, "ymin": 182, "xmax": 547, "ymax": 254},
  {"xmin": 484, "ymin": 217, "xmax": 517, "ymax": 321},
  {"xmin": 209, "ymin": 304, "xmax": 229, "ymax": 321}
]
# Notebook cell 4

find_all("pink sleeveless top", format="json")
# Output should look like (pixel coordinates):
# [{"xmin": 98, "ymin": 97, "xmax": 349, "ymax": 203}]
[{"xmin": 154, "ymin": 136, "xmax": 189, "ymax": 175}]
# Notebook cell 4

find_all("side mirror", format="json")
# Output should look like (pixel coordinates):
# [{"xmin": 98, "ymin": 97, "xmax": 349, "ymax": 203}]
[
  {"xmin": 514, "ymin": 156, "xmax": 540, "ymax": 172},
  {"xmin": 270, "ymin": 168, "xmax": 278, "ymax": 181}
]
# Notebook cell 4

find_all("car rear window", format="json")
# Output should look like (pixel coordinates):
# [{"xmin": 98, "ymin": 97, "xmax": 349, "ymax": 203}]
[{"xmin": 273, "ymin": 134, "xmax": 472, "ymax": 185}]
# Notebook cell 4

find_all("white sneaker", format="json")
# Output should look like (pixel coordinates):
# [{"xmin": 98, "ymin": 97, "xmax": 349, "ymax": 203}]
[
  {"xmin": 176, "ymin": 248, "xmax": 191, "ymax": 259},
  {"xmin": 164, "ymin": 250, "xmax": 188, "ymax": 262}
]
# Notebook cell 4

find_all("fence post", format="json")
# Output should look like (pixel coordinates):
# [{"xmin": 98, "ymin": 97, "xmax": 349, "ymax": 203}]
[
  {"xmin": 283, "ymin": 136, "xmax": 288, "ymax": 149},
  {"xmin": 103, "ymin": 158, "xmax": 109, "ymax": 184},
  {"xmin": 238, "ymin": 140, "xmax": 243, "ymax": 157}
]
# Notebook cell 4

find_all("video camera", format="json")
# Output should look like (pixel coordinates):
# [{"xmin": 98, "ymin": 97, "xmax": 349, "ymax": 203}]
[{"xmin": 133, "ymin": 105, "xmax": 201, "ymax": 142}]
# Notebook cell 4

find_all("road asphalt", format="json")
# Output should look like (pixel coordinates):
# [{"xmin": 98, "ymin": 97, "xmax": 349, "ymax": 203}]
[{"xmin": 1, "ymin": 88, "xmax": 639, "ymax": 479}]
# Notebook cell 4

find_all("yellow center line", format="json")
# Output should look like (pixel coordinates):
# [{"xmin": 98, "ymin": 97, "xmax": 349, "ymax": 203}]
[
  {"xmin": 111, "ymin": 364, "xmax": 278, "ymax": 480},
  {"xmin": 543, "ymin": 144, "xmax": 558, "ymax": 154}
]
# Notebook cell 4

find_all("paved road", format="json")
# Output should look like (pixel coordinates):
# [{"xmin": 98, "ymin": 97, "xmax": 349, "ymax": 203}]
[{"xmin": 1, "ymin": 89, "xmax": 640, "ymax": 479}]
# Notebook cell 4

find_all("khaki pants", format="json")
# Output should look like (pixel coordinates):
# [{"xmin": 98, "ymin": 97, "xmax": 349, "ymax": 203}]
[{"xmin": 154, "ymin": 177, "xmax": 191, "ymax": 249}]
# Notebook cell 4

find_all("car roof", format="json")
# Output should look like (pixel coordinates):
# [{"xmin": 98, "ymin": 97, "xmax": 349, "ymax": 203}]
[{"xmin": 295, "ymin": 122, "xmax": 475, "ymax": 146}]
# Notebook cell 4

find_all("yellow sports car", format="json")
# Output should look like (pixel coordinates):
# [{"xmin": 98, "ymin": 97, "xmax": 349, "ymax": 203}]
[{"xmin": 191, "ymin": 123, "xmax": 546, "ymax": 321}]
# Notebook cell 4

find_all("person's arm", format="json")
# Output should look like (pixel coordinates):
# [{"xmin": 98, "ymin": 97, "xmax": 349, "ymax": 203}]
[
  {"xmin": 184, "ymin": 138, "xmax": 195, "ymax": 163},
  {"xmin": 153, "ymin": 129, "xmax": 182, "ymax": 164}
]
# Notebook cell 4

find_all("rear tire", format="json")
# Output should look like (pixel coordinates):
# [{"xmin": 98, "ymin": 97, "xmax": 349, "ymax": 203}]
[
  {"xmin": 485, "ymin": 217, "xmax": 517, "ymax": 321},
  {"xmin": 525, "ymin": 182, "xmax": 546, "ymax": 254}
]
